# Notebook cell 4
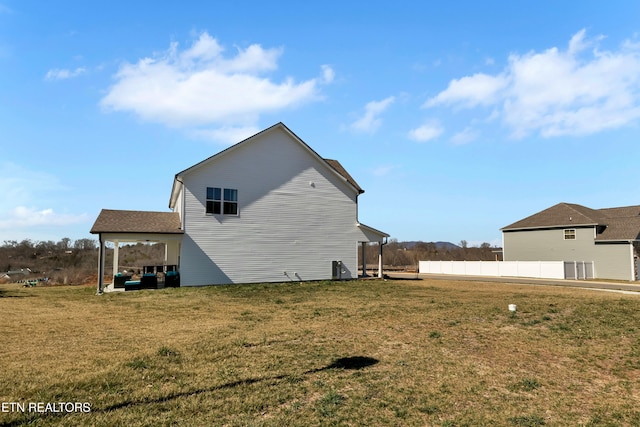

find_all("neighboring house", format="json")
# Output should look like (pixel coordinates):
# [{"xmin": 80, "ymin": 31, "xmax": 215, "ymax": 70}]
[
  {"xmin": 501, "ymin": 202, "xmax": 640, "ymax": 281},
  {"xmin": 91, "ymin": 122, "xmax": 388, "ymax": 291}
]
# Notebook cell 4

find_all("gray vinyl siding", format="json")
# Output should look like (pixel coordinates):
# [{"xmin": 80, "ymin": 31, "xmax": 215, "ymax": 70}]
[
  {"xmin": 592, "ymin": 242, "xmax": 634, "ymax": 281},
  {"xmin": 503, "ymin": 227, "xmax": 633, "ymax": 281},
  {"xmin": 178, "ymin": 130, "xmax": 362, "ymax": 286}
]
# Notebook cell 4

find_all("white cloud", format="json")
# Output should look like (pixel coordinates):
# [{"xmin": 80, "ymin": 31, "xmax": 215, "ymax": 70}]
[
  {"xmin": 450, "ymin": 127, "xmax": 478, "ymax": 145},
  {"xmin": 424, "ymin": 73, "xmax": 508, "ymax": 109},
  {"xmin": 321, "ymin": 64, "xmax": 335, "ymax": 83},
  {"xmin": 0, "ymin": 162, "xmax": 87, "ymax": 232},
  {"xmin": 372, "ymin": 164, "xmax": 399, "ymax": 177},
  {"xmin": 189, "ymin": 125, "xmax": 261, "ymax": 145},
  {"xmin": 45, "ymin": 67, "xmax": 86, "ymax": 80},
  {"xmin": 101, "ymin": 32, "xmax": 332, "ymax": 132},
  {"xmin": 0, "ymin": 162, "xmax": 64, "ymax": 208},
  {"xmin": 0, "ymin": 206, "xmax": 88, "ymax": 230},
  {"xmin": 424, "ymin": 29, "xmax": 640, "ymax": 138},
  {"xmin": 350, "ymin": 96, "xmax": 395, "ymax": 133},
  {"xmin": 408, "ymin": 121, "xmax": 444, "ymax": 142},
  {"xmin": 567, "ymin": 28, "xmax": 603, "ymax": 56}
]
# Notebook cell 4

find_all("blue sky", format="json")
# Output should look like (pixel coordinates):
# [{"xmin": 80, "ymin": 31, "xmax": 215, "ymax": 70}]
[{"xmin": 2, "ymin": 1, "xmax": 640, "ymax": 247}]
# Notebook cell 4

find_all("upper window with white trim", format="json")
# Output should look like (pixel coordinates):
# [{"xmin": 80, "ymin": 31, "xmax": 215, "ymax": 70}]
[
  {"xmin": 564, "ymin": 229, "xmax": 576, "ymax": 240},
  {"xmin": 206, "ymin": 187, "xmax": 238, "ymax": 215}
]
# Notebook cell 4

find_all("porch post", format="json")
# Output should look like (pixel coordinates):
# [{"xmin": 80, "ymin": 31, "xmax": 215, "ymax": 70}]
[
  {"xmin": 112, "ymin": 240, "xmax": 119, "ymax": 278},
  {"xmin": 97, "ymin": 235, "xmax": 105, "ymax": 295},
  {"xmin": 378, "ymin": 241, "xmax": 383, "ymax": 278},
  {"xmin": 164, "ymin": 242, "xmax": 169, "ymax": 265},
  {"xmin": 361, "ymin": 242, "xmax": 367, "ymax": 277}
]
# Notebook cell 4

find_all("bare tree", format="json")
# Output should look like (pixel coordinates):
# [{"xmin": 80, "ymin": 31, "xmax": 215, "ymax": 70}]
[
  {"xmin": 74, "ymin": 238, "xmax": 97, "ymax": 251},
  {"xmin": 57, "ymin": 238, "xmax": 72, "ymax": 251}
]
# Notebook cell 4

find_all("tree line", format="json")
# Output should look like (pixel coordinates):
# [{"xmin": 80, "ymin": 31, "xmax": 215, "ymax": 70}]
[
  {"xmin": 360, "ymin": 239, "xmax": 501, "ymax": 271},
  {"xmin": 0, "ymin": 239, "xmax": 165, "ymax": 285},
  {"xmin": 1, "ymin": 237, "xmax": 502, "ymax": 285}
]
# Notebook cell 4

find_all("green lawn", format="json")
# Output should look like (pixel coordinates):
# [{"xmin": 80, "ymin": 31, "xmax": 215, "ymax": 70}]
[{"xmin": 1, "ymin": 279, "xmax": 639, "ymax": 426}]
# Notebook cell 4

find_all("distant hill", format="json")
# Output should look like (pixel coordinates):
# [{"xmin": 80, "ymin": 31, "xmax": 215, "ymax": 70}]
[
  {"xmin": 400, "ymin": 241, "xmax": 461, "ymax": 250},
  {"xmin": 373, "ymin": 240, "xmax": 501, "ymax": 264}
]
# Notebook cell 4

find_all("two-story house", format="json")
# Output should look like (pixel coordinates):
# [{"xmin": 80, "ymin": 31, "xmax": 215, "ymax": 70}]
[
  {"xmin": 91, "ymin": 122, "xmax": 388, "ymax": 291},
  {"xmin": 502, "ymin": 202, "xmax": 640, "ymax": 281}
]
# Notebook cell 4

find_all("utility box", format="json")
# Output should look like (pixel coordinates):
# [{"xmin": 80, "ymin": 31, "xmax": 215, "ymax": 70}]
[{"xmin": 332, "ymin": 261, "xmax": 342, "ymax": 280}]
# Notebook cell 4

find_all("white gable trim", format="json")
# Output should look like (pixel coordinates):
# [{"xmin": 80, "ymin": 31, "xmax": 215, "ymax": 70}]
[{"xmin": 169, "ymin": 122, "xmax": 360, "ymax": 208}]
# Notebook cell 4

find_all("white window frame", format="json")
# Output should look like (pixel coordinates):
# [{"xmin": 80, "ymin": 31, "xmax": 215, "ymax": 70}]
[{"xmin": 564, "ymin": 229, "xmax": 576, "ymax": 240}]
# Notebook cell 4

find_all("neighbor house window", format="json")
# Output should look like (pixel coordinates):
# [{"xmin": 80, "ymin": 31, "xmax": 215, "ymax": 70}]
[
  {"xmin": 564, "ymin": 229, "xmax": 576, "ymax": 240},
  {"xmin": 206, "ymin": 187, "xmax": 238, "ymax": 215}
]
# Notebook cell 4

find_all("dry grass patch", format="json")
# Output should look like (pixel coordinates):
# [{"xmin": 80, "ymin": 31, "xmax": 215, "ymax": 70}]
[{"xmin": 0, "ymin": 279, "xmax": 639, "ymax": 426}]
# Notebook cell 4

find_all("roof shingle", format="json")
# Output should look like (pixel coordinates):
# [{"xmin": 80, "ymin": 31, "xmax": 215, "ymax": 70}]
[
  {"xmin": 502, "ymin": 202, "xmax": 640, "ymax": 242},
  {"xmin": 324, "ymin": 159, "xmax": 364, "ymax": 194},
  {"xmin": 90, "ymin": 209, "xmax": 183, "ymax": 234}
]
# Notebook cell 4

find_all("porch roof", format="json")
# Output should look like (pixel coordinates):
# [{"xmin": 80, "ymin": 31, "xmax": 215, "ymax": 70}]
[
  {"xmin": 90, "ymin": 209, "xmax": 183, "ymax": 235},
  {"xmin": 357, "ymin": 222, "xmax": 390, "ymax": 242}
]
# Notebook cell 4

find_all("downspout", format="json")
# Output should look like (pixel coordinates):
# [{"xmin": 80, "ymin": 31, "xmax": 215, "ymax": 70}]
[
  {"xmin": 630, "ymin": 240, "xmax": 636, "ymax": 281},
  {"xmin": 633, "ymin": 240, "xmax": 640, "ymax": 281},
  {"xmin": 169, "ymin": 175, "xmax": 185, "ymax": 277}
]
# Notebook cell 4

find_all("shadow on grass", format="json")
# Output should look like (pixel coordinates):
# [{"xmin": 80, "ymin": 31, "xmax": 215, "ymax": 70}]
[
  {"xmin": 317, "ymin": 356, "xmax": 378, "ymax": 371},
  {"xmin": 0, "ymin": 295, "xmax": 36, "ymax": 299},
  {"xmin": 0, "ymin": 289, "xmax": 36, "ymax": 298},
  {"xmin": 383, "ymin": 274, "xmax": 422, "ymax": 281},
  {"xmin": 99, "ymin": 356, "xmax": 379, "ymax": 413},
  {"xmin": 0, "ymin": 356, "xmax": 379, "ymax": 426}
]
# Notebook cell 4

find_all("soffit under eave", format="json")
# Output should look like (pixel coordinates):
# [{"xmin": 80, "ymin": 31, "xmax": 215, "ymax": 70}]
[
  {"xmin": 357, "ymin": 223, "xmax": 390, "ymax": 242},
  {"xmin": 96, "ymin": 232, "xmax": 183, "ymax": 243}
]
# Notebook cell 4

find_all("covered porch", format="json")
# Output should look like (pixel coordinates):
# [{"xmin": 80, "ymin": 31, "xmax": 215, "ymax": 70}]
[
  {"xmin": 90, "ymin": 209, "xmax": 184, "ymax": 294},
  {"xmin": 357, "ymin": 223, "xmax": 389, "ymax": 279}
]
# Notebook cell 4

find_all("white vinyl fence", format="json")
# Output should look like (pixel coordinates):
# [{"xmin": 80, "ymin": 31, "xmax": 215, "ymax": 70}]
[{"xmin": 418, "ymin": 260, "xmax": 594, "ymax": 280}]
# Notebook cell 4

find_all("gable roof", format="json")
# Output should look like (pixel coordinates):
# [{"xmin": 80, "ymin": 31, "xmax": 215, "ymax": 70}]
[
  {"xmin": 502, "ymin": 203, "xmax": 604, "ymax": 230},
  {"xmin": 502, "ymin": 202, "xmax": 640, "ymax": 242},
  {"xmin": 324, "ymin": 158, "xmax": 363, "ymax": 194},
  {"xmin": 169, "ymin": 122, "xmax": 363, "ymax": 208},
  {"xmin": 90, "ymin": 209, "xmax": 183, "ymax": 234}
]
